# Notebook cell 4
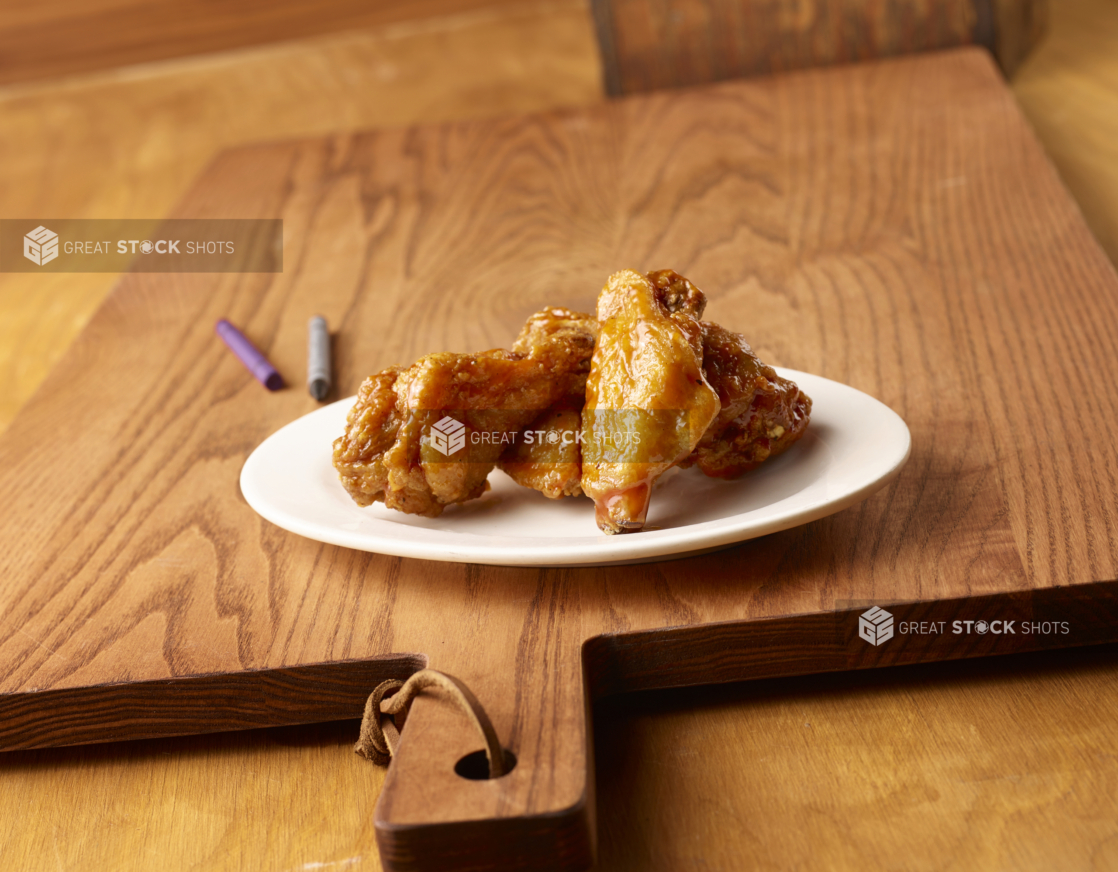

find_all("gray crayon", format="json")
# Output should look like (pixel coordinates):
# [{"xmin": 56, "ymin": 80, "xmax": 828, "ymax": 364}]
[{"xmin": 307, "ymin": 315, "xmax": 332, "ymax": 401}]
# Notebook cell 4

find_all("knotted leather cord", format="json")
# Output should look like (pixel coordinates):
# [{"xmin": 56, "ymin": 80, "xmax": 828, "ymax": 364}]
[{"xmin": 354, "ymin": 669, "xmax": 507, "ymax": 778}]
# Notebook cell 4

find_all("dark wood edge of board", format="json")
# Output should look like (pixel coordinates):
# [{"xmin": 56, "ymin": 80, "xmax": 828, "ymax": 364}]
[
  {"xmin": 0, "ymin": 653, "xmax": 426, "ymax": 752},
  {"xmin": 4, "ymin": 581, "xmax": 1115, "ymax": 758},
  {"xmin": 583, "ymin": 579, "xmax": 1118, "ymax": 698},
  {"xmin": 585, "ymin": 0, "xmax": 1041, "ymax": 97},
  {"xmin": 370, "ymin": 579, "xmax": 1118, "ymax": 872},
  {"xmin": 375, "ymin": 798, "xmax": 595, "ymax": 872},
  {"xmin": 588, "ymin": 0, "xmax": 623, "ymax": 97},
  {"xmin": 5, "ymin": 582, "xmax": 1115, "ymax": 869}
]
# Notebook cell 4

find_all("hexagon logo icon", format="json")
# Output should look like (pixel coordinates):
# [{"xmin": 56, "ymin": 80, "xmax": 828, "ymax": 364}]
[
  {"xmin": 858, "ymin": 606, "xmax": 894, "ymax": 646},
  {"xmin": 429, "ymin": 415, "xmax": 466, "ymax": 456},
  {"xmin": 24, "ymin": 225, "xmax": 59, "ymax": 266}
]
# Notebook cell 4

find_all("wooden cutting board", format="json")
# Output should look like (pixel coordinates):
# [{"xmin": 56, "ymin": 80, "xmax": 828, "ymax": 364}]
[{"xmin": 2, "ymin": 47, "xmax": 1118, "ymax": 872}]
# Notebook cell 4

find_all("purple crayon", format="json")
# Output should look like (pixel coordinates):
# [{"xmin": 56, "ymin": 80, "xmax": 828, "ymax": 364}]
[{"xmin": 215, "ymin": 319, "xmax": 284, "ymax": 391}]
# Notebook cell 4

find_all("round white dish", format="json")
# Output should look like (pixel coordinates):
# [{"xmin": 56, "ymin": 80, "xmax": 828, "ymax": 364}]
[{"xmin": 240, "ymin": 369, "xmax": 911, "ymax": 567}]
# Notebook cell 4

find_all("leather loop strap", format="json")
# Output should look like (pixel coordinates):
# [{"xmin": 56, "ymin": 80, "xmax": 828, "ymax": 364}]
[{"xmin": 354, "ymin": 669, "xmax": 507, "ymax": 778}]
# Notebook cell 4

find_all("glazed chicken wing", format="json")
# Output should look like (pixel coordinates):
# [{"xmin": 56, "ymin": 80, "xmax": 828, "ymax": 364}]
[
  {"xmin": 497, "ymin": 401, "xmax": 585, "ymax": 499},
  {"xmin": 510, "ymin": 306, "xmax": 598, "ymax": 360},
  {"xmin": 331, "ymin": 366, "xmax": 405, "ymax": 508},
  {"xmin": 497, "ymin": 308, "xmax": 597, "ymax": 500},
  {"xmin": 335, "ymin": 274, "xmax": 810, "ymax": 531},
  {"xmin": 580, "ymin": 269, "xmax": 721, "ymax": 534},
  {"xmin": 333, "ymin": 308, "xmax": 595, "ymax": 517},
  {"xmin": 687, "ymin": 320, "xmax": 812, "ymax": 477}
]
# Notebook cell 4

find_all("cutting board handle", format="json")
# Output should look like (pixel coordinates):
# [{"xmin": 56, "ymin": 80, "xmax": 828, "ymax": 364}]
[{"xmin": 373, "ymin": 672, "xmax": 595, "ymax": 872}]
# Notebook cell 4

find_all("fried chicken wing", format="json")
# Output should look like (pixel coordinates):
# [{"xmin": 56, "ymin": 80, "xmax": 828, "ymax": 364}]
[
  {"xmin": 511, "ymin": 306, "xmax": 598, "ymax": 359},
  {"xmin": 332, "ymin": 366, "xmax": 405, "ymax": 507},
  {"xmin": 580, "ymin": 269, "xmax": 721, "ymax": 534},
  {"xmin": 687, "ymin": 320, "xmax": 812, "ymax": 478},
  {"xmin": 498, "ymin": 401, "xmax": 584, "ymax": 499},
  {"xmin": 497, "ymin": 308, "xmax": 597, "ymax": 500},
  {"xmin": 335, "ymin": 273, "xmax": 811, "ymax": 532},
  {"xmin": 334, "ymin": 308, "xmax": 595, "ymax": 516}
]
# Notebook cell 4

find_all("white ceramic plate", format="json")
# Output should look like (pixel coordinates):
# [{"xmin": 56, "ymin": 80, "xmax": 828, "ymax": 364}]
[{"xmin": 241, "ymin": 369, "xmax": 910, "ymax": 566}]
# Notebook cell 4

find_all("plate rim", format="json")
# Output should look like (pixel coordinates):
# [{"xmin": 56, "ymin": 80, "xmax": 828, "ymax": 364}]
[{"xmin": 241, "ymin": 368, "xmax": 911, "ymax": 566}]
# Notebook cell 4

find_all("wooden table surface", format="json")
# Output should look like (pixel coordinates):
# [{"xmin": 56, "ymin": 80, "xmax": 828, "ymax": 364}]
[{"xmin": 1, "ymin": 0, "xmax": 1117, "ymax": 870}]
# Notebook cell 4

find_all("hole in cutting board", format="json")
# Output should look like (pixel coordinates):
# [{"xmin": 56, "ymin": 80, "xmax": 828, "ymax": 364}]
[{"xmin": 455, "ymin": 748, "xmax": 517, "ymax": 780}]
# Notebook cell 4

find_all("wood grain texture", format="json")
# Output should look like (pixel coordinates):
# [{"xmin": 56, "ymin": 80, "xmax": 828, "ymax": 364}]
[
  {"xmin": 591, "ymin": 0, "xmax": 1047, "ymax": 95},
  {"xmin": 0, "ymin": 719, "xmax": 392, "ymax": 872},
  {"xmin": 0, "ymin": 0, "xmax": 542, "ymax": 86},
  {"xmin": 4, "ymin": 2, "xmax": 1118, "ymax": 870},
  {"xmin": 3, "ymin": 645, "xmax": 1116, "ymax": 872},
  {"xmin": 0, "ymin": 0, "xmax": 603, "ymax": 434},
  {"xmin": 594, "ymin": 643, "xmax": 1118, "ymax": 871},
  {"xmin": 585, "ymin": 582, "xmax": 1118, "ymax": 697},
  {"xmin": 3, "ymin": 47, "xmax": 1118, "ymax": 870},
  {"xmin": 0, "ymin": 656, "xmax": 424, "ymax": 751}
]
